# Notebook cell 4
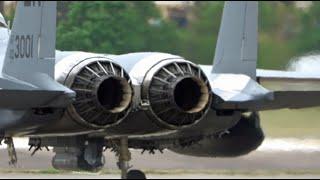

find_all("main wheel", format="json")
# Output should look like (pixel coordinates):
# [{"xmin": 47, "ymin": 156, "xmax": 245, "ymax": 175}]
[
  {"xmin": 78, "ymin": 155, "xmax": 105, "ymax": 172},
  {"xmin": 127, "ymin": 169, "xmax": 147, "ymax": 179}
]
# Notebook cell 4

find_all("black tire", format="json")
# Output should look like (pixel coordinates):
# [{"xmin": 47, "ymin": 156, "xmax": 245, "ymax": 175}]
[
  {"xmin": 78, "ymin": 155, "xmax": 105, "ymax": 172},
  {"xmin": 127, "ymin": 169, "xmax": 147, "ymax": 179}
]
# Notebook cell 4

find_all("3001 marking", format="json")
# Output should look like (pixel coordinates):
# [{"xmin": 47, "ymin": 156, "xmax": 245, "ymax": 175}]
[{"xmin": 14, "ymin": 35, "xmax": 34, "ymax": 59}]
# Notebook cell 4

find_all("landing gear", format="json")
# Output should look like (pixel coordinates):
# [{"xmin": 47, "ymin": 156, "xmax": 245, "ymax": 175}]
[
  {"xmin": 83, "ymin": 138, "xmax": 105, "ymax": 172},
  {"xmin": 115, "ymin": 137, "xmax": 146, "ymax": 179},
  {"xmin": 4, "ymin": 137, "xmax": 17, "ymax": 167},
  {"xmin": 44, "ymin": 136, "xmax": 147, "ymax": 178},
  {"xmin": 117, "ymin": 137, "xmax": 131, "ymax": 179}
]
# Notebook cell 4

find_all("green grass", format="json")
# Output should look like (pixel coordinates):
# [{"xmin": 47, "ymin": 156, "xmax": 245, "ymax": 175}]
[
  {"xmin": 0, "ymin": 168, "xmax": 64, "ymax": 174},
  {"xmin": 260, "ymin": 107, "xmax": 320, "ymax": 138}
]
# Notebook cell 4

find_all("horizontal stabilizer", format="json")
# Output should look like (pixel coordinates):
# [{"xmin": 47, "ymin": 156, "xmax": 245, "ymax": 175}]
[
  {"xmin": 201, "ymin": 65, "xmax": 320, "ymax": 111},
  {"xmin": 0, "ymin": 90, "xmax": 72, "ymax": 109},
  {"xmin": 208, "ymin": 74, "xmax": 273, "ymax": 103},
  {"xmin": 0, "ymin": 74, "xmax": 75, "ymax": 108},
  {"xmin": 216, "ymin": 91, "xmax": 320, "ymax": 111}
]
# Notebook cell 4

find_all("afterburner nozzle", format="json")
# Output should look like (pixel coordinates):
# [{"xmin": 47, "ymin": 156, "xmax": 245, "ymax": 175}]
[
  {"xmin": 143, "ymin": 60, "xmax": 212, "ymax": 129},
  {"xmin": 66, "ymin": 58, "xmax": 133, "ymax": 129}
]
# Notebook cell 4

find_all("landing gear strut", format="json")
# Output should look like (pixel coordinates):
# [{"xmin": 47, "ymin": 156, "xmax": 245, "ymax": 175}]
[
  {"xmin": 4, "ymin": 137, "xmax": 17, "ymax": 167},
  {"xmin": 117, "ymin": 137, "xmax": 131, "ymax": 179},
  {"xmin": 116, "ymin": 137, "xmax": 146, "ymax": 179}
]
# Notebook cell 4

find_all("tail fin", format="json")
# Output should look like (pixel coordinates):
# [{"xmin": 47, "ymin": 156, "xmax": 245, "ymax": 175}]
[
  {"xmin": 2, "ymin": 1, "xmax": 57, "ymax": 81},
  {"xmin": 211, "ymin": 1, "xmax": 258, "ymax": 79}
]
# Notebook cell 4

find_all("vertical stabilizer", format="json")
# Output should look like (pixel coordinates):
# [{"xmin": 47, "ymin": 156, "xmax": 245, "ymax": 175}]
[
  {"xmin": 2, "ymin": 1, "xmax": 57, "ymax": 81},
  {"xmin": 211, "ymin": 1, "xmax": 258, "ymax": 79}
]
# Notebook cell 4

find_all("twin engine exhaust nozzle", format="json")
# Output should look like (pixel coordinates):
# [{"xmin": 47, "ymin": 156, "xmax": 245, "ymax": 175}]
[{"xmin": 56, "ymin": 53, "xmax": 212, "ymax": 134}]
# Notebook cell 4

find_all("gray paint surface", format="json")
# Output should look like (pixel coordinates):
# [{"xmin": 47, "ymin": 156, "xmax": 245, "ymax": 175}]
[
  {"xmin": 212, "ymin": 1, "xmax": 258, "ymax": 79},
  {"xmin": 3, "ymin": 2, "xmax": 56, "ymax": 79}
]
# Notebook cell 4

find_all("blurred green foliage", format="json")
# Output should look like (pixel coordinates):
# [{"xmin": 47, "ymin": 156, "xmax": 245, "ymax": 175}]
[
  {"xmin": 175, "ymin": 2, "xmax": 224, "ymax": 65},
  {"xmin": 5, "ymin": 1, "xmax": 320, "ymax": 70},
  {"xmin": 56, "ymin": 1, "xmax": 180, "ymax": 54}
]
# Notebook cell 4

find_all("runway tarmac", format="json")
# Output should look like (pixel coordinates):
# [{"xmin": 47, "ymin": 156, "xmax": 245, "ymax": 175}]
[
  {"xmin": 0, "ymin": 138, "xmax": 319, "ymax": 178},
  {"xmin": 0, "ymin": 173, "xmax": 319, "ymax": 179}
]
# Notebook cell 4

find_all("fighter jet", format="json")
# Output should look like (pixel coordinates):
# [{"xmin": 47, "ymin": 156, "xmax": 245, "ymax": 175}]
[{"xmin": 1, "ymin": 1, "xmax": 320, "ymax": 179}]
